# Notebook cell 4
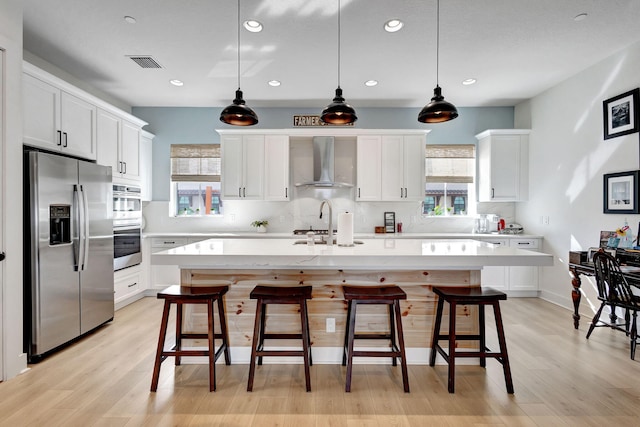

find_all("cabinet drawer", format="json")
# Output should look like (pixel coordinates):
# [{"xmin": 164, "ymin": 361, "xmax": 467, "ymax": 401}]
[
  {"xmin": 114, "ymin": 271, "xmax": 141, "ymax": 301},
  {"xmin": 478, "ymin": 238, "xmax": 509, "ymax": 247},
  {"xmin": 509, "ymin": 239, "xmax": 540, "ymax": 250},
  {"xmin": 151, "ymin": 237, "xmax": 188, "ymax": 249}
]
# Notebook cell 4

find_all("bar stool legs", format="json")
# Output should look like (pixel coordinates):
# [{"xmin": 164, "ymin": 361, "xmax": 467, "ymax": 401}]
[
  {"xmin": 247, "ymin": 285, "xmax": 313, "ymax": 392},
  {"xmin": 429, "ymin": 286, "xmax": 513, "ymax": 394},
  {"xmin": 150, "ymin": 285, "xmax": 230, "ymax": 392},
  {"xmin": 342, "ymin": 285, "xmax": 409, "ymax": 393}
]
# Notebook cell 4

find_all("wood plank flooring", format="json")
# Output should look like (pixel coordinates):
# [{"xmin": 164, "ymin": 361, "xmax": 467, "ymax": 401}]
[{"xmin": 1, "ymin": 296, "xmax": 639, "ymax": 426}]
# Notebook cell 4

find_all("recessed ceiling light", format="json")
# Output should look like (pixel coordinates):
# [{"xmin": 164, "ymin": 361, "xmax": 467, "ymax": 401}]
[
  {"xmin": 462, "ymin": 78, "xmax": 477, "ymax": 85},
  {"xmin": 384, "ymin": 19, "xmax": 403, "ymax": 33},
  {"xmin": 268, "ymin": 80, "xmax": 281, "ymax": 87},
  {"xmin": 124, "ymin": 16, "xmax": 137, "ymax": 24},
  {"xmin": 364, "ymin": 80, "xmax": 378, "ymax": 87},
  {"xmin": 170, "ymin": 79, "xmax": 184, "ymax": 87},
  {"xmin": 244, "ymin": 20, "xmax": 263, "ymax": 32},
  {"xmin": 574, "ymin": 13, "xmax": 588, "ymax": 22}
]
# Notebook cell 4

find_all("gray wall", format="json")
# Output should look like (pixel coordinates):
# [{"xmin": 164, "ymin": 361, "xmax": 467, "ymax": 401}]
[{"xmin": 132, "ymin": 106, "xmax": 514, "ymax": 201}]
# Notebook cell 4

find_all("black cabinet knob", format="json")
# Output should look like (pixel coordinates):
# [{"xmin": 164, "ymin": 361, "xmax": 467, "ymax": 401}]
[{"xmin": 0, "ymin": 252, "xmax": 5, "ymax": 261}]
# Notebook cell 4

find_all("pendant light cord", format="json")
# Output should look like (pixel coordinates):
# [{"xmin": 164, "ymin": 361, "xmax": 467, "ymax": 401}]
[
  {"xmin": 237, "ymin": 0, "xmax": 241, "ymax": 89},
  {"xmin": 337, "ymin": 0, "xmax": 341, "ymax": 87},
  {"xmin": 435, "ymin": 0, "xmax": 439, "ymax": 86}
]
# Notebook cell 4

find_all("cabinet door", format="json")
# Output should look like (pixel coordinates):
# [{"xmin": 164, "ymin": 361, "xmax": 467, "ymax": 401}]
[
  {"xmin": 120, "ymin": 120, "xmax": 141, "ymax": 181},
  {"xmin": 490, "ymin": 136, "xmax": 520, "ymax": 201},
  {"xmin": 264, "ymin": 135, "xmax": 289, "ymax": 201},
  {"xmin": 23, "ymin": 74, "xmax": 60, "ymax": 150},
  {"xmin": 114, "ymin": 268, "xmax": 142, "ymax": 307},
  {"xmin": 508, "ymin": 238, "xmax": 540, "ymax": 292},
  {"xmin": 356, "ymin": 136, "xmax": 381, "ymax": 201},
  {"xmin": 481, "ymin": 266, "xmax": 507, "ymax": 292},
  {"xmin": 381, "ymin": 136, "xmax": 404, "ymax": 201},
  {"xmin": 221, "ymin": 135, "xmax": 244, "ymax": 199},
  {"xmin": 243, "ymin": 135, "xmax": 265, "ymax": 199},
  {"xmin": 140, "ymin": 132, "xmax": 154, "ymax": 201},
  {"xmin": 60, "ymin": 91, "xmax": 97, "ymax": 160},
  {"xmin": 96, "ymin": 109, "xmax": 120, "ymax": 173},
  {"xmin": 403, "ymin": 135, "xmax": 426, "ymax": 201}
]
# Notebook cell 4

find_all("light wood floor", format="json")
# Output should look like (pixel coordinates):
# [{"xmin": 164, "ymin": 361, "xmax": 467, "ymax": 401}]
[{"xmin": 1, "ymin": 296, "xmax": 639, "ymax": 427}]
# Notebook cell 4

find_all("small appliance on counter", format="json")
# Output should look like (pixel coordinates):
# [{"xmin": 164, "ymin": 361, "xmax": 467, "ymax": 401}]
[{"xmin": 501, "ymin": 223, "xmax": 524, "ymax": 234}]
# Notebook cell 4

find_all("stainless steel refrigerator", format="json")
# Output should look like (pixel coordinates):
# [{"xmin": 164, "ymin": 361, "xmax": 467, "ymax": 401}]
[{"xmin": 24, "ymin": 150, "xmax": 114, "ymax": 362}]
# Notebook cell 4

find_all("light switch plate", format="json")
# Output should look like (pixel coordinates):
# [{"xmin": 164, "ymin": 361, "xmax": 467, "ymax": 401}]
[{"xmin": 326, "ymin": 317, "xmax": 335, "ymax": 333}]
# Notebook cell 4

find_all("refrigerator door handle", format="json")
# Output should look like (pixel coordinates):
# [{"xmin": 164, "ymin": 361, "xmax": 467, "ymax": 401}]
[
  {"xmin": 80, "ymin": 185, "xmax": 90, "ymax": 270},
  {"xmin": 73, "ymin": 184, "xmax": 83, "ymax": 271}
]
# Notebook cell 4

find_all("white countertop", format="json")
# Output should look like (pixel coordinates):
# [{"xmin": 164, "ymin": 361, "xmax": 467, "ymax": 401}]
[
  {"xmin": 151, "ymin": 238, "xmax": 553, "ymax": 271},
  {"xmin": 143, "ymin": 231, "xmax": 543, "ymax": 240}
]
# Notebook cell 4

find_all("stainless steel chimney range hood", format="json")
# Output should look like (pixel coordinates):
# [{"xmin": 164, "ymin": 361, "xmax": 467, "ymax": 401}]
[{"xmin": 295, "ymin": 136, "xmax": 352, "ymax": 188}]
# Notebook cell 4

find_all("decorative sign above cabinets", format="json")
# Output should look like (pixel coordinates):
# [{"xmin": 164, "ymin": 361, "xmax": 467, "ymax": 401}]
[{"xmin": 293, "ymin": 115, "xmax": 354, "ymax": 127}]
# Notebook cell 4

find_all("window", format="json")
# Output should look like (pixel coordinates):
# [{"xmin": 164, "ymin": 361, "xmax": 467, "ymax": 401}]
[
  {"xmin": 170, "ymin": 144, "xmax": 222, "ymax": 216},
  {"xmin": 424, "ymin": 144, "xmax": 476, "ymax": 215}
]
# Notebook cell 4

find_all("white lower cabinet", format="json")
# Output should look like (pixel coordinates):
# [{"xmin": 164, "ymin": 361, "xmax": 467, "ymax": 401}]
[
  {"xmin": 114, "ymin": 266, "xmax": 144, "ymax": 310},
  {"xmin": 148, "ymin": 237, "xmax": 207, "ymax": 291},
  {"xmin": 478, "ymin": 237, "xmax": 541, "ymax": 296}
]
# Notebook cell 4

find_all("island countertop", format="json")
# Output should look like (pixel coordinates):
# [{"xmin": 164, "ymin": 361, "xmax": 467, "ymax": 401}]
[{"xmin": 151, "ymin": 238, "xmax": 553, "ymax": 270}]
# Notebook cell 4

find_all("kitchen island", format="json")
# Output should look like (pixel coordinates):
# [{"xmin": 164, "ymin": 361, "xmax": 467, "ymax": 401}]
[{"xmin": 151, "ymin": 238, "xmax": 553, "ymax": 364}]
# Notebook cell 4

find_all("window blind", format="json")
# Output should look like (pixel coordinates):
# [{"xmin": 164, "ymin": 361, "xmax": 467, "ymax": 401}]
[
  {"xmin": 170, "ymin": 144, "xmax": 221, "ymax": 182},
  {"xmin": 425, "ymin": 144, "xmax": 475, "ymax": 184}
]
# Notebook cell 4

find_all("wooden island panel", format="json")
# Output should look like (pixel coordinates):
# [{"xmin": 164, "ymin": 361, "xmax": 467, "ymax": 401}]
[{"xmin": 178, "ymin": 268, "xmax": 480, "ymax": 350}]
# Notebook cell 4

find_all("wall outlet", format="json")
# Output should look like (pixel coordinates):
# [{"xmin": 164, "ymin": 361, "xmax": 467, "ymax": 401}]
[
  {"xmin": 543, "ymin": 216, "xmax": 550, "ymax": 225},
  {"xmin": 229, "ymin": 214, "xmax": 235, "ymax": 222},
  {"xmin": 279, "ymin": 215, "xmax": 285, "ymax": 223},
  {"xmin": 326, "ymin": 317, "xmax": 336, "ymax": 333}
]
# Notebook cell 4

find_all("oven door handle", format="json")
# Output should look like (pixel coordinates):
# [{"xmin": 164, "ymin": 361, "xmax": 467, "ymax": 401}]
[{"xmin": 114, "ymin": 225, "xmax": 142, "ymax": 232}]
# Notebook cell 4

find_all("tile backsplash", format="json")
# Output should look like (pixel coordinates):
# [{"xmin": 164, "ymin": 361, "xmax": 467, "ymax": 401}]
[{"xmin": 143, "ymin": 199, "xmax": 515, "ymax": 234}]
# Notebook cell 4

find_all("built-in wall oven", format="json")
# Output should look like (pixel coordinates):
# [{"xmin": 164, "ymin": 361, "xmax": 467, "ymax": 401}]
[{"xmin": 113, "ymin": 184, "xmax": 142, "ymax": 271}]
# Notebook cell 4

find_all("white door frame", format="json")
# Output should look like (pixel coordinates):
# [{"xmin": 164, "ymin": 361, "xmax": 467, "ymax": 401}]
[{"xmin": 0, "ymin": 47, "xmax": 5, "ymax": 378}]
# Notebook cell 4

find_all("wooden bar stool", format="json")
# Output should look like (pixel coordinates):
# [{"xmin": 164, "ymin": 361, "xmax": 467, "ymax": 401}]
[
  {"xmin": 247, "ymin": 285, "xmax": 313, "ymax": 392},
  {"xmin": 150, "ymin": 285, "xmax": 231, "ymax": 392},
  {"xmin": 429, "ymin": 286, "xmax": 513, "ymax": 394},
  {"xmin": 342, "ymin": 285, "xmax": 409, "ymax": 393}
]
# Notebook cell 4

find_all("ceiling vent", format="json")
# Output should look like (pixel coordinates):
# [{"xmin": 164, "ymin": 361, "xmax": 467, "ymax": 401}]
[{"xmin": 127, "ymin": 55, "xmax": 163, "ymax": 69}]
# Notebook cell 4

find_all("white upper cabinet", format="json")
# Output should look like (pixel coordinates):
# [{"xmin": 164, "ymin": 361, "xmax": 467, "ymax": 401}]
[
  {"xmin": 357, "ymin": 134, "xmax": 426, "ymax": 201},
  {"xmin": 381, "ymin": 135, "xmax": 425, "ymax": 201},
  {"xmin": 23, "ymin": 62, "xmax": 148, "ymax": 175},
  {"xmin": 356, "ymin": 135, "xmax": 382, "ymax": 201},
  {"xmin": 96, "ymin": 109, "xmax": 142, "ymax": 184},
  {"xmin": 476, "ymin": 129, "xmax": 530, "ymax": 202},
  {"xmin": 263, "ymin": 135, "xmax": 290, "ymax": 201},
  {"xmin": 23, "ymin": 73, "xmax": 97, "ymax": 160},
  {"xmin": 140, "ymin": 130, "xmax": 154, "ymax": 202},
  {"xmin": 221, "ymin": 134, "xmax": 265, "ymax": 200}
]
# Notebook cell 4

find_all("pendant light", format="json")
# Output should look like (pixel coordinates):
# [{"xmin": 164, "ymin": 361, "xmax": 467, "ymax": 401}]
[
  {"xmin": 418, "ymin": 0, "xmax": 458, "ymax": 123},
  {"xmin": 321, "ymin": 0, "xmax": 357, "ymax": 125},
  {"xmin": 220, "ymin": 0, "xmax": 258, "ymax": 126}
]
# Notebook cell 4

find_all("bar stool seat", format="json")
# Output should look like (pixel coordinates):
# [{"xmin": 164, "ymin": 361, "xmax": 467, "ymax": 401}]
[
  {"xmin": 342, "ymin": 285, "xmax": 409, "ymax": 392},
  {"xmin": 247, "ymin": 285, "xmax": 313, "ymax": 392},
  {"xmin": 429, "ymin": 286, "xmax": 513, "ymax": 394},
  {"xmin": 150, "ymin": 285, "xmax": 231, "ymax": 392}
]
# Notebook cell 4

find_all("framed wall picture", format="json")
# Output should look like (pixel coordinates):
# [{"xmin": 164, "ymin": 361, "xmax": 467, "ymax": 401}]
[
  {"xmin": 603, "ymin": 88, "xmax": 640, "ymax": 140},
  {"xmin": 603, "ymin": 170, "xmax": 639, "ymax": 214},
  {"xmin": 384, "ymin": 211, "xmax": 396, "ymax": 233}
]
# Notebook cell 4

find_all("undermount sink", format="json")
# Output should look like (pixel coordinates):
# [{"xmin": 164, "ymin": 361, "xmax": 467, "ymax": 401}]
[{"xmin": 293, "ymin": 239, "xmax": 363, "ymax": 245}]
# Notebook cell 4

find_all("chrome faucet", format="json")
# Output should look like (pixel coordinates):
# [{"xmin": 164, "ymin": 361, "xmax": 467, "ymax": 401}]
[{"xmin": 319, "ymin": 199, "xmax": 333, "ymax": 246}]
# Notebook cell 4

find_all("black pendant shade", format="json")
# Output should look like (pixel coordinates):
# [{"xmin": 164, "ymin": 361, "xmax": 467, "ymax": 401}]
[
  {"xmin": 418, "ymin": 85, "xmax": 458, "ymax": 123},
  {"xmin": 418, "ymin": 0, "xmax": 457, "ymax": 124},
  {"xmin": 220, "ymin": 89, "xmax": 259, "ymax": 126},
  {"xmin": 321, "ymin": 87, "xmax": 357, "ymax": 125},
  {"xmin": 219, "ymin": 0, "xmax": 258, "ymax": 126}
]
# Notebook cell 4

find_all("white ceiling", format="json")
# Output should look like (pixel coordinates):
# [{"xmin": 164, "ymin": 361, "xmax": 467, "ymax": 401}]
[{"xmin": 21, "ymin": 0, "xmax": 640, "ymax": 109}]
